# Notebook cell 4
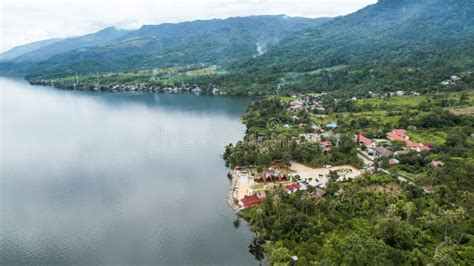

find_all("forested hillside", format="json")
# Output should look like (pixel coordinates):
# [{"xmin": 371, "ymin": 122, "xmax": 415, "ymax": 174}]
[
  {"xmin": 228, "ymin": 0, "xmax": 474, "ymax": 94},
  {"xmin": 0, "ymin": 16, "xmax": 329, "ymax": 78}
]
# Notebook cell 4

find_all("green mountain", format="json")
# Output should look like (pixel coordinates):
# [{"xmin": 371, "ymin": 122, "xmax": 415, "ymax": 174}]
[
  {"xmin": 5, "ymin": 27, "xmax": 129, "ymax": 63},
  {"xmin": 0, "ymin": 38, "xmax": 62, "ymax": 62},
  {"xmin": 0, "ymin": 16, "xmax": 330, "ymax": 78},
  {"xmin": 232, "ymin": 0, "xmax": 474, "ymax": 94}
]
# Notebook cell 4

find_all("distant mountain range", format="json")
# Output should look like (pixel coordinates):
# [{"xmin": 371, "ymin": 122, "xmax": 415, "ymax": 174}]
[
  {"xmin": 1, "ymin": 0, "xmax": 473, "ymax": 95},
  {"xmin": 0, "ymin": 15, "xmax": 330, "ymax": 77}
]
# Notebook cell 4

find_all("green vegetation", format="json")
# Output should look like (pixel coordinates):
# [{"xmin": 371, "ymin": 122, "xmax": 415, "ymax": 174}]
[
  {"xmin": 223, "ymin": 98, "xmax": 362, "ymax": 169},
  {"xmin": 226, "ymin": 93, "xmax": 474, "ymax": 264}
]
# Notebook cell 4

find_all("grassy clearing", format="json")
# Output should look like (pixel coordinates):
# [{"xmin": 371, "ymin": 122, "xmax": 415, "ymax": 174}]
[
  {"xmin": 449, "ymin": 106, "xmax": 474, "ymax": 116},
  {"xmin": 409, "ymin": 129, "xmax": 447, "ymax": 145},
  {"xmin": 356, "ymin": 95, "xmax": 428, "ymax": 108}
]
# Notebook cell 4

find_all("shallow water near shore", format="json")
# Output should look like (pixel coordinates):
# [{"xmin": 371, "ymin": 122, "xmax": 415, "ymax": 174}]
[{"xmin": 0, "ymin": 77, "xmax": 258, "ymax": 264}]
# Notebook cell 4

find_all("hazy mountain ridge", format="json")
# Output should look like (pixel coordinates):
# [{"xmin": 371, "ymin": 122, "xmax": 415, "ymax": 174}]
[
  {"xmin": 0, "ymin": 15, "xmax": 331, "ymax": 77},
  {"xmin": 0, "ymin": 38, "xmax": 62, "ymax": 62},
  {"xmin": 6, "ymin": 27, "xmax": 129, "ymax": 63}
]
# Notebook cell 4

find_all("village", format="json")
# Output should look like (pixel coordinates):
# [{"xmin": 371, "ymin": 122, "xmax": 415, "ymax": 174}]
[{"xmin": 228, "ymin": 92, "xmax": 452, "ymax": 211}]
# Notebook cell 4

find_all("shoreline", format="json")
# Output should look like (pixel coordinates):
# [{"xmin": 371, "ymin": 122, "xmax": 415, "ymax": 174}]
[{"xmin": 226, "ymin": 170, "xmax": 241, "ymax": 213}]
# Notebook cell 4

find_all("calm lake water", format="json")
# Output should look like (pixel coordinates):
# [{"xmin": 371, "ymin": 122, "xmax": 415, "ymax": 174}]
[{"xmin": 0, "ymin": 77, "xmax": 259, "ymax": 265}]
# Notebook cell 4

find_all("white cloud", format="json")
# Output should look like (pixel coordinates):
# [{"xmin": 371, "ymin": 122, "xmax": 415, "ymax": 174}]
[{"xmin": 0, "ymin": 0, "xmax": 377, "ymax": 52}]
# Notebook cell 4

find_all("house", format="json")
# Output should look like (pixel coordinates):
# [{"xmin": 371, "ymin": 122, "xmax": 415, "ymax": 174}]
[
  {"xmin": 406, "ymin": 141, "xmax": 431, "ymax": 152},
  {"xmin": 300, "ymin": 133, "xmax": 321, "ymax": 143},
  {"xmin": 311, "ymin": 125, "xmax": 322, "ymax": 133},
  {"xmin": 313, "ymin": 188, "xmax": 326, "ymax": 198},
  {"xmin": 290, "ymin": 115, "xmax": 300, "ymax": 122},
  {"xmin": 440, "ymin": 80, "xmax": 451, "ymax": 86},
  {"xmin": 392, "ymin": 129, "xmax": 408, "ymax": 138},
  {"xmin": 431, "ymin": 160, "xmax": 445, "ymax": 167},
  {"xmin": 386, "ymin": 129, "xmax": 430, "ymax": 153},
  {"xmin": 386, "ymin": 129, "xmax": 408, "ymax": 141},
  {"xmin": 372, "ymin": 146, "xmax": 393, "ymax": 158},
  {"xmin": 389, "ymin": 158, "xmax": 400, "ymax": 165},
  {"xmin": 387, "ymin": 132, "xmax": 405, "ymax": 142},
  {"xmin": 263, "ymin": 168, "xmax": 279, "ymax": 178},
  {"xmin": 450, "ymin": 75, "xmax": 461, "ymax": 81},
  {"xmin": 284, "ymin": 183, "xmax": 300, "ymax": 194},
  {"xmin": 240, "ymin": 194, "xmax": 262, "ymax": 208},
  {"xmin": 326, "ymin": 122, "xmax": 338, "ymax": 129},
  {"xmin": 276, "ymin": 174, "xmax": 289, "ymax": 182},
  {"xmin": 356, "ymin": 133, "xmax": 374, "ymax": 147},
  {"xmin": 395, "ymin": 150, "xmax": 411, "ymax": 157},
  {"xmin": 320, "ymin": 141, "xmax": 333, "ymax": 152}
]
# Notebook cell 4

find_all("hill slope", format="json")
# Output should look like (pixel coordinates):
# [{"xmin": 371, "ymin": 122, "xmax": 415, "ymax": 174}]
[
  {"xmin": 7, "ymin": 27, "xmax": 129, "ymax": 63},
  {"xmin": 231, "ymin": 0, "xmax": 474, "ymax": 94},
  {"xmin": 0, "ymin": 38, "xmax": 62, "ymax": 62}
]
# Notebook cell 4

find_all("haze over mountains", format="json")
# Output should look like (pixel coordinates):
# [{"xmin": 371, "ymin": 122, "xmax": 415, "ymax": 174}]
[
  {"xmin": 1, "ymin": 0, "xmax": 473, "ymax": 94},
  {"xmin": 0, "ymin": 16, "xmax": 330, "ymax": 76}
]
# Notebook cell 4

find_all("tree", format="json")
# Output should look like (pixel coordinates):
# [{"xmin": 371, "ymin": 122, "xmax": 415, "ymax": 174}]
[
  {"xmin": 273, "ymin": 194, "xmax": 283, "ymax": 224},
  {"xmin": 433, "ymin": 242, "xmax": 455, "ymax": 266},
  {"xmin": 301, "ymin": 192, "xmax": 312, "ymax": 215},
  {"xmin": 403, "ymin": 202, "xmax": 416, "ymax": 222},
  {"xmin": 268, "ymin": 242, "xmax": 291, "ymax": 264},
  {"xmin": 255, "ymin": 207, "xmax": 265, "ymax": 229}
]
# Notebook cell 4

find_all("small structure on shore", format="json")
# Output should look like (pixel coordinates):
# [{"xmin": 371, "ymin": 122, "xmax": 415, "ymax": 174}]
[{"xmin": 240, "ymin": 194, "xmax": 263, "ymax": 208}]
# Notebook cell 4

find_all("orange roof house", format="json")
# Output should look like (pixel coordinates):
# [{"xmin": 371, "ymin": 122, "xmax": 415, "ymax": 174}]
[{"xmin": 357, "ymin": 133, "xmax": 373, "ymax": 146}]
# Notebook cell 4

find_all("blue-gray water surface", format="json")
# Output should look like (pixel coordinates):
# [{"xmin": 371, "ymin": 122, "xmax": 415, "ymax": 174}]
[{"xmin": 0, "ymin": 77, "xmax": 258, "ymax": 265}]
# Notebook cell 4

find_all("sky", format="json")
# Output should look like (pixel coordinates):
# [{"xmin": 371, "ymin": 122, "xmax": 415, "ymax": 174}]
[{"xmin": 0, "ymin": 0, "xmax": 377, "ymax": 52}]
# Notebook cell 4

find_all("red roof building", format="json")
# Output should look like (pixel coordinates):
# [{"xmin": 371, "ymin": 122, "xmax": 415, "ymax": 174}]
[
  {"xmin": 241, "ymin": 194, "xmax": 262, "ymax": 208},
  {"xmin": 386, "ymin": 132, "xmax": 406, "ymax": 142},
  {"xmin": 387, "ymin": 129, "xmax": 430, "ymax": 153},
  {"xmin": 284, "ymin": 183, "xmax": 300, "ymax": 194},
  {"xmin": 357, "ymin": 134, "xmax": 373, "ymax": 146},
  {"xmin": 392, "ymin": 129, "xmax": 408, "ymax": 138}
]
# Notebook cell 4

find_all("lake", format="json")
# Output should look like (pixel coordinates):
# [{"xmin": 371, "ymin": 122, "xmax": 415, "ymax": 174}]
[{"xmin": 0, "ymin": 77, "xmax": 259, "ymax": 265}]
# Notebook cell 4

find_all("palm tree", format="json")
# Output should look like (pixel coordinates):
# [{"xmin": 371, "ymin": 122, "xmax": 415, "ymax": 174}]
[
  {"xmin": 301, "ymin": 192, "xmax": 312, "ymax": 215},
  {"xmin": 273, "ymin": 194, "xmax": 282, "ymax": 223},
  {"xmin": 403, "ymin": 202, "xmax": 416, "ymax": 222},
  {"xmin": 433, "ymin": 242, "xmax": 453, "ymax": 265},
  {"xmin": 387, "ymin": 203, "xmax": 398, "ymax": 217},
  {"xmin": 441, "ymin": 209, "xmax": 455, "ymax": 242},
  {"xmin": 255, "ymin": 207, "xmax": 265, "ymax": 229}
]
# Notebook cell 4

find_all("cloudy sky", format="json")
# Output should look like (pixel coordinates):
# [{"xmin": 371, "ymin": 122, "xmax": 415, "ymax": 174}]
[{"xmin": 0, "ymin": 0, "xmax": 376, "ymax": 52}]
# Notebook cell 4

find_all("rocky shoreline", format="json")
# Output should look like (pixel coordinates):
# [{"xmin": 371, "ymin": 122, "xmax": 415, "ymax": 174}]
[{"xmin": 226, "ymin": 170, "xmax": 241, "ymax": 213}]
